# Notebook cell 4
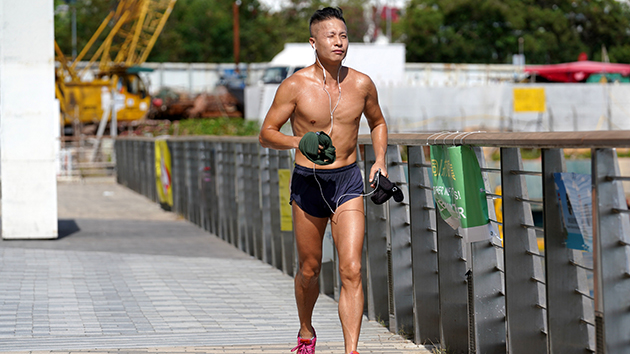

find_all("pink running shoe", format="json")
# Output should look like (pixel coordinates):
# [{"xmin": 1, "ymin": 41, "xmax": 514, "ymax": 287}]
[{"xmin": 291, "ymin": 329, "xmax": 317, "ymax": 354}]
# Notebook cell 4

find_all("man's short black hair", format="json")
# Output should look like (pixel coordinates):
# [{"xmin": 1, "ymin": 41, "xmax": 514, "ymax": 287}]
[{"xmin": 309, "ymin": 7, "xmax": 346, "ymax": 36}]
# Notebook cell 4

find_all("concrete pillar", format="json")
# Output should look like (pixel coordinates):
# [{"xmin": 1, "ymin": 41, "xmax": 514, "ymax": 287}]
[{"xmin": 0, "ymin": 0, "xmax": 58, "ymax": 239}]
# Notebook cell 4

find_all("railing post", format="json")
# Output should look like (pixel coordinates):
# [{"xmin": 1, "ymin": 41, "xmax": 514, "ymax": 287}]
[
  {"xmin": 243, "ymin": 143, "xmax": 257, "ymax": 258},
  {"xmin": 139, "ymin": 141, "xmax": 147, "ymax": 198},
  {"xmin": 227, "ymin": 142, "xmax": 239, "ymax": 247},
  {"xmin": 542, "ymin": 148, "xmax": 594, "ymax": 353},
  {"xmin": 215, "ymin": 142, "xmax": 228, "ymax": 241},
  {"xmin": 184, "ymin": 141, "xmax": 194, "ymax": 222},
  {"xmin": 194, "ymin": 141, "xmax": 203, "ymax": 226},
  {"xmin": 259, "ymin": 147, "xmax": 274, "ymax": 265},
  {"xmin": 205, "ymin": 142, "xmax": 217, "ymax": 235},
  {"xmin": 236, "ymin": 143, "xmax": 248, "ymax": 253},
  {"xmin": 131, "ymin": 140, "xmax": 139, "ymax": 193},
  {"xmin": 190, "ymin": 141, "xmax": 201, "ymax": 225},
  {"xmin": 436, "ymin": 196, "xmax": 469, "ymax": 353},
  {"xmin": 364, "ymin": 144, "xmax": 390, "ymax": 324},
  {"xmin": 210, "ymin": 142, "xmax": 219, "ymax": 235},
  {"xmin": 148, "ymin": 141, "xmax": 157, "ymax": 203},
  {"xmin": 199, "ymin": 141, "xmax": 212, "ymax": 233},
  {"xmin": 268, "ymin": 149, "xmax": 283, "ymax": 271},
  {"xmin": 470, "ymin": 147, "xmax": 506, "ymax": 354},
  {"xmin": 592, "ymin": 148, "xmax": 630, "ymax": 354},
  {"xmin": 407, "ymin": 145, "xmax": 440, "ymax": 345},
  {"xmin": 170, "ymin": 141, "xmax": 183, "ymax": 217},
  {"xmin": 278, "ymin": 150, "xmax": 294, "ymax": 276},
  {"xmin": 501, "ymin": 147, "xmax": 548, "ymax": 354},
  {"xmin": 249, "ymin": 143, "xmax": 263, "ymax": 260},
  {"xmin": 386, "ymin": 146, "xmax": 414, "ymax": 336}
]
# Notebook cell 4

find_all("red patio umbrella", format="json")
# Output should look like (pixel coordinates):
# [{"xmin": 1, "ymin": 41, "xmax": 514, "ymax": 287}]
[{"xmin": 524, "ymin": 61, "xmax": 630, "ymax": 82}]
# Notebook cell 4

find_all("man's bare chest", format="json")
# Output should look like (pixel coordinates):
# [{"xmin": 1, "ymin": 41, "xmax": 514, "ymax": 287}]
[{"xmin": 293, "ymin": 89, "xmax": 365, "ymax": 128}]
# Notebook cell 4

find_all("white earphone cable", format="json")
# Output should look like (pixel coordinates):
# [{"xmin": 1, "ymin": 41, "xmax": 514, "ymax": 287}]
[{"xmin": 314, "ymin": 50, "xmax": 341, "ymax": 136}]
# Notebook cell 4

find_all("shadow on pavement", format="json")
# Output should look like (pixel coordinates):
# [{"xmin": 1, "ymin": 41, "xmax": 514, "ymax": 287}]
[{"xmin": 58, "ymin": 219, "xmax": 81, "ymax": 239}]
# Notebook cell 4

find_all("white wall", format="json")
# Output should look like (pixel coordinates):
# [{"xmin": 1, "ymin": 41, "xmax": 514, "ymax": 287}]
[
  {"xmin": 246, "ymin": 82, "xmax": 630, "ymax": 133},
  {"xmin": 376, "ymin": 83, "xmax": 630, "ymax": 133},
  {"xmin": 0, "ymin": 0, "xmax": 58, "ymax": 239}
]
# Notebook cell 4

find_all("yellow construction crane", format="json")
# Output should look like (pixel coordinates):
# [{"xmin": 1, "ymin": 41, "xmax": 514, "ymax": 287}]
[{"xmin": 55, "ymin": 0, "xmax": 177, "ymax": 131}]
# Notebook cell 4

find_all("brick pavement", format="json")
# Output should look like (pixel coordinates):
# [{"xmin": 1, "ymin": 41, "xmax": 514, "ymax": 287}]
[{"xmin": 0, "ymin": 178, "xmax": 433, "ymax": 354}]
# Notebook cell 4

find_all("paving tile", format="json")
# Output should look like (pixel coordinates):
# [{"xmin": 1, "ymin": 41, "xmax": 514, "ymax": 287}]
[{"xmin": 0, "ymin": 179, "xmax": 433, "ymax": 354}]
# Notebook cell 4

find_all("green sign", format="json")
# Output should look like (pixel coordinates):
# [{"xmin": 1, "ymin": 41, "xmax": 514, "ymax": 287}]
[{"xmin": 430, "ymin": 145, "xmax": 497, "ymax": 242}]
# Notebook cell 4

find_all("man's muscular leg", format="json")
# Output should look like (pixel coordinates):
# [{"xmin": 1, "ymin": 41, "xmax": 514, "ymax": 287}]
[
  {"xmin": 293, "ymin": 203, "xmax": 328, "ymax": 340},
  {"xmin": 331, "ymin": 197, "xmax": 365, "ymax": 354}
]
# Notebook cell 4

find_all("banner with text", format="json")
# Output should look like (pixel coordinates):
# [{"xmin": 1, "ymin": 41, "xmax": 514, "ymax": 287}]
[{"xmin": 431, "ymin": 145, "xmax": 495, "ymax": 242}]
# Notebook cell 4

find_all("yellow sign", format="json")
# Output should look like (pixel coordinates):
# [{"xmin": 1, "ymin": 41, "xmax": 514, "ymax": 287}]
[
  {"xmin": 155, "ymin": 139, "xmax": 173, "ymax": 208},
  {"xmin": 513, "ymin": 88, "xmax": 546, "ymax": 113},
  {"xmin": 278, "ymin": 169, "xmax": 293, "ymax": 231}
]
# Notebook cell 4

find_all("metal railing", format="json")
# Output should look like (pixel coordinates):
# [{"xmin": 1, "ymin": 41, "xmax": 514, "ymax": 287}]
[{"xmin": 115, "ymin": 131, "xmax": 630, "ymax": 354}]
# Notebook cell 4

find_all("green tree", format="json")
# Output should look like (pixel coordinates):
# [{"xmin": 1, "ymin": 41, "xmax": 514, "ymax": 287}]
[
  {"xmin": 149, "ymin": 0, "xmax": 234, "ymax": 62},
  {"xmin": 402, "ymin": 0, "xmax": 630, "ymax": 64},
  {"xmin": 54, "ymin": 0, "xmax": 114, "ymax": 58}
]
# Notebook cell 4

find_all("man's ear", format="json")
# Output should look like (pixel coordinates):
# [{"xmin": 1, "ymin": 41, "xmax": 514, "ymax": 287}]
[{"xmin": 309, "ymin": 37, "xmax": 316, "ymax": 50}]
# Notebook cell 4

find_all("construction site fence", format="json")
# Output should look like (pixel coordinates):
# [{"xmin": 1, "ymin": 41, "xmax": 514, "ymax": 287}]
[{"xmin": 115, "ymin": 131, "xmax": 630, "ymax": 354}]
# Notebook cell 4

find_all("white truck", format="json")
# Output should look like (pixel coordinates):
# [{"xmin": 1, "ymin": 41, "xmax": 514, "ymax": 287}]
[{"xmin": 245, "ymin": 42, "xmax": 406, "ymax": 122}]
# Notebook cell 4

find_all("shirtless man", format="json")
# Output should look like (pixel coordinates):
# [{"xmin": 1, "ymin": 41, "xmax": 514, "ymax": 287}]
[{"xmin": 258, "ymin": 7, "xmax": 388, "ymax": 354}]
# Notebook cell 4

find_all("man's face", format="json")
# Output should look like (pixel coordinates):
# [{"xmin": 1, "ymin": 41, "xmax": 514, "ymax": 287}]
[{"xmin": 310, "ymin": 18, "xmax": 348, "ymax": 63}]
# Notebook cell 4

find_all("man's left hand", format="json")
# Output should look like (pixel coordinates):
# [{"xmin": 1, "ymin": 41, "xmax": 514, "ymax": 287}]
[{"xmin": 369, "ymin": 163, "xmax": 387, "ymax": 189}]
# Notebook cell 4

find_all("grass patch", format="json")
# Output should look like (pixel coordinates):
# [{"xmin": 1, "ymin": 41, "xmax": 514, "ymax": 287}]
[{"xmin": 170, "ymin": 117, "xmax": 259, "ymax": 136}]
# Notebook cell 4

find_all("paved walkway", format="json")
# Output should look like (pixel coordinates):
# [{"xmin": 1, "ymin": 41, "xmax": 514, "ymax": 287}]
[{"xmin": 0, "ymin": 178, "xmax": 433, "ymax": 354}]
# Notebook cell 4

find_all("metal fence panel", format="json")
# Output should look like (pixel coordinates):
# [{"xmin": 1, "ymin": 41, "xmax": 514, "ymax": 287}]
[
  {"xmin": 470, "ymin": 147, "xmax": 506, "ymax": 354},
  {"xmin": 113, "ymin": 131, "xmax": 630, "ymax": 354},
  {"xmin": 592, "ymin": 148, "xmax": 630, "ymax": 354},
  {"xmin": 199, "ymin": 142, "xmax": 214, "ymax": 233},
  {"xmin": 436, "ymin": 203, "xmax": 469, "ymax": 353},
  {"xmin": 407, "ymin": 145, "xmax": 440, "ymax": 345},
  {"xmin": 259, "ymin": 147, "xmax": 273, "ymax": 265},
  {"xmin": 278, "ymin": 150, "xmax": 294, "ymax": 276},
  {"xmin": 542, "ymin": 148, "xmax": 594, "ymax": 354},
  {"xmin": 386, "ymin": 146, "xmax": 414, "ymax": 336},
  {"xmin": 363, "ymin": 144, "xmax": 390, "ymax": 324},
  {"xmin": 500, "ymin": 147, "xmax": 548, "ymax": 354},
  {"xmin": 236, "ymin": 143, "xmax": 248, "ymax": 253},
  {"xmin": 227, "ymin": 142, "xmax": 238, "ymax": 247},
  {"xmin": 215, "ymin": 142, "xmax": 228, "ymax": 242},
  {"xmin": 268, "ymin": 149, "xmax": 283, "ymax": 271},
  {"xmin": 248, "ymin": 143, "xmax": 263, "ymax": 260}
]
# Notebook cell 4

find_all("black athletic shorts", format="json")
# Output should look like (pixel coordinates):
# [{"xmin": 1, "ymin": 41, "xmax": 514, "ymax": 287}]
[{"xmin": 290, "ymin": 162, "xmax": 364, "ymax": 218}]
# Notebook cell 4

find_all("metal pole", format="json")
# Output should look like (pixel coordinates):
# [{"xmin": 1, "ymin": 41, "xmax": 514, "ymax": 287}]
[
  {"xmin": 470, "ymin": 147, "xmax": 506, "ymax": 354},
  {"xmin": 436, "ymin": 206, "xmax": 469, "ymax": 353},
  {"xmin": 500, "ymin": 147, "xmax": 548, "ymax": 354},
  {"xmin": 592, "ymin": 148, "xmax": 630, "ymax": 353},
  {"xmin": 236, "ymin": 143, "xmax": 248, "ymax": 253},
  {"xmin": 268, "ymin": 149, "xmax": 283, "ymax": 271},
  {"xmin": 363, "ymin": 144, "xmax": 390, "ymax": 324},
  {"xmin": 407, "ymin": 146, "xmax": 440, "ymax": 345},
  {"xmin": 71, "ymin": 1, "xmax": 77, "ymax": 60},
  {"xmin": 233, "ymin": 1, "xmax": 241, "ymax": 73},
  {"xmin": 542, "ymin": 148, "xmax": 594, "ymax": 353},
  {"xmin": 259, "ymin": 147, "xmax": 274, "ymax": 265},
  {"xmin": 385, "ymin": 146, "xmax": 414, "ymax": 336},
  {"xmin": 279, "ymin": 150, "xmax": 294, "ymax": 276}
]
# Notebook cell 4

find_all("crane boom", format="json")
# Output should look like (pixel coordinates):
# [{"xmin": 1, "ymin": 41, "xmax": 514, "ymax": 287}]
[{"xmin": 54, "ymin": 0, "xmax": 178, "ymax": 130}]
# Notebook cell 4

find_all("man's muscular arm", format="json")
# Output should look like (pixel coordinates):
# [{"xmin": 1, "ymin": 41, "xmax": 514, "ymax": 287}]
[
  {"xmin": 259, "ymin": 80, "xmax": 301, "ymax": 150},
  {"xmin": 363, "ymin": 77, "xmax": 388, "ymax": 186}
]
